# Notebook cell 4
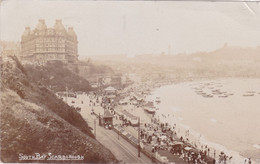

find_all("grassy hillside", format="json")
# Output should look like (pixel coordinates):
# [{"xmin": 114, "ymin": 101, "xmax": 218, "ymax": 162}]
[{"xmin": 0, "ymin": 57, "xmax": 117, "ymax": 163}]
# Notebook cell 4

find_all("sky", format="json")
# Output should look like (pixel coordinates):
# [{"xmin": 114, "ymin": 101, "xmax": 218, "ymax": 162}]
[{"xmin": 1, "ymin": 0, "xmax": 260, "ymax": 57}]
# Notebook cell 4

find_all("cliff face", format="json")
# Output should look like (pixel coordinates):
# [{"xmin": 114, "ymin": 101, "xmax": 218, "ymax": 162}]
[{"xmin": 0, "ymin": 57, "xmax": 117, "ymax": 163}]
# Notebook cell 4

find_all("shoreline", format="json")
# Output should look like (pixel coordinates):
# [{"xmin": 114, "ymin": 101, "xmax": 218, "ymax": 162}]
[
  {"xmin": 146, "ymin": 78, "xmax": 260, "ymax": 164},
  {"xmin": 60, "ymin": 77, "xmax": 260, "ymax": 163}
]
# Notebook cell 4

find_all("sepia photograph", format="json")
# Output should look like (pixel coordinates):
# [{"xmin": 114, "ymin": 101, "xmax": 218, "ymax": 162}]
[{"xmin": 1, "ymin": 0, "xmax": 260, "ymax": 163}]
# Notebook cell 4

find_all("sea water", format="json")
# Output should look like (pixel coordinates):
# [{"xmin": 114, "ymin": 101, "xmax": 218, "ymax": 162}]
[{"xmin": 148, "ymin": 78, "xmax": 260, "ymax": 163}]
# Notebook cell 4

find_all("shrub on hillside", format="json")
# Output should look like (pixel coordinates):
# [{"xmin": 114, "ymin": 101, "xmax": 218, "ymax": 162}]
[{"xmin": 24, "ymin": 62, "xmax": 92, "ymax": 92}]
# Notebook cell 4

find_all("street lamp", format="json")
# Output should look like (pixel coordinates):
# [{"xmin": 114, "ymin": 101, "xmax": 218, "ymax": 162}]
[
  {"xmin": 138, "ymin": 117, "xmax": 140, "ymax": 157},
  {"xmin": 94, "ymin": 119, "xmax": 96, "ymax": 138},
  {"xmin": 118, "ymin": 127, "xmax": 119, "ymax": 140}
]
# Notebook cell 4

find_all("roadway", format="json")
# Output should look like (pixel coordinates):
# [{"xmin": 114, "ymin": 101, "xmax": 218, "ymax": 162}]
[
  {"xmin": 94, "ymin": 122, "xmax": 151, "ymax": 163},
  {"xmin": 69, "ymin": 94, "xmax": 152, "ymax": 163}
]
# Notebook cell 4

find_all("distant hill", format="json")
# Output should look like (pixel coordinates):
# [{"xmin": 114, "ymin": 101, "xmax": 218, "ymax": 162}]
[
  {"xmin": 0, "ymin": 56, "xmax": 117, "ymax": 163},
  {"xmin": 88, "ymin": 46, "xmax": 260, "ymax": 78},
  {"xmin": 188, "ymin": 46, "xmax": 260, "ymax": 62}
]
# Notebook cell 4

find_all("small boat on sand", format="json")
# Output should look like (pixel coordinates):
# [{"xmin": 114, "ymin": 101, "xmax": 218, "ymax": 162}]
[
  {"xmin": 144, "ymin": 107, "xmax": 156, "ymax": 114},
  {"xmin": 243, "ymin": 93, "xmax": 254, "ymax": 96},
  {"xmin": 155, "ymin": 97, "xmax": 161, "ymax": 103},
  {"xmin": 246, "ymin": 91, "xmax": 255, "ymax": 94},
  {"xmin": 219, "ymin": 95, "xmax": 228, "ymax": 98},
  {"xmin": 203, "ymin": 94, "xmax": 213, "ymax": 98}
]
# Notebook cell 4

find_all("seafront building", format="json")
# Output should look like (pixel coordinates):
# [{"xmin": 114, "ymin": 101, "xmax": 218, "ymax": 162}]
[{"xmin": 21, "ymin": 19, "xmax": 78, "ymax": 64}]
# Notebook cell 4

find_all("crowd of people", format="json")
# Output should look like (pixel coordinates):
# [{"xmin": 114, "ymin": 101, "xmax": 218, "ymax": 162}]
[
  {"xmin": 88, "ymin": 87, "xmax": 216, "ymax": 163},
  {"xmin": 138, "ymin": 118, "xmax": 214, "ymax": 163},
  {"xmin": 83, "ymin": 82, "xmax": 252, "ymax": 164}
]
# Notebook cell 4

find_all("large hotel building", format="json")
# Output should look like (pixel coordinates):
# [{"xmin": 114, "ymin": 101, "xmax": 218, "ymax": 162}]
[{"xmin": 21, "ymin": 19, "xmax": 78, "ymax": 64}]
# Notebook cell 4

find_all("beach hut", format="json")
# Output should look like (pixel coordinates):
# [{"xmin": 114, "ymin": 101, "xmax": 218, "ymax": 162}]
[
  {"xmin": 184, "ymin": 146, "xmax": 193, "ymax": 151},
  {"xmin": 118, "ymin": 98, "xmax": 128, "ymax": 105},
  {"xmin": 104, "ymin": 86, "xmax": 117, "ymax": 94},
  {"xmin": 184, "ymin": 146, "xmax": 200, "ymax": 154},
  {"xmin": 130, "ymin": 93, "xmax": 144, "ymax": 102},
  {"xmin": 171, "ymin": 141, "xmax": 184, "ymax": 146},
  {"xmin": 159, "ymin": 135, "xmax": 167, "ymax": 140}
]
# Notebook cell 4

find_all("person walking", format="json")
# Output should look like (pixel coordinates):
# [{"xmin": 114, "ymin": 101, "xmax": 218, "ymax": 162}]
[{"xmin": 248, "ymin": 158, "xmax": 252, "ymax": 164}]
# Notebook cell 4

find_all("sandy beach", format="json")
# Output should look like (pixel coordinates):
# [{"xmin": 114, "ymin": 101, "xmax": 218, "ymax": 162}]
[{"xmin": 147, "ymin": 78, "xmax": 260, "ymax": 163}]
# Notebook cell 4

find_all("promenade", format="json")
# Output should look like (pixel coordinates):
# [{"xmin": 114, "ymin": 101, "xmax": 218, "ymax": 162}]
[
  {"xmin": 62, "ymin": 83, "xmax": 220, "ymax": 164},
  {"xmin": 67, "ymin": 94, "xmax": 151, "ymax": 163},
  {"xmin": 65, "ymin": 93, "xmax": 201, "ymax": 163}
]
